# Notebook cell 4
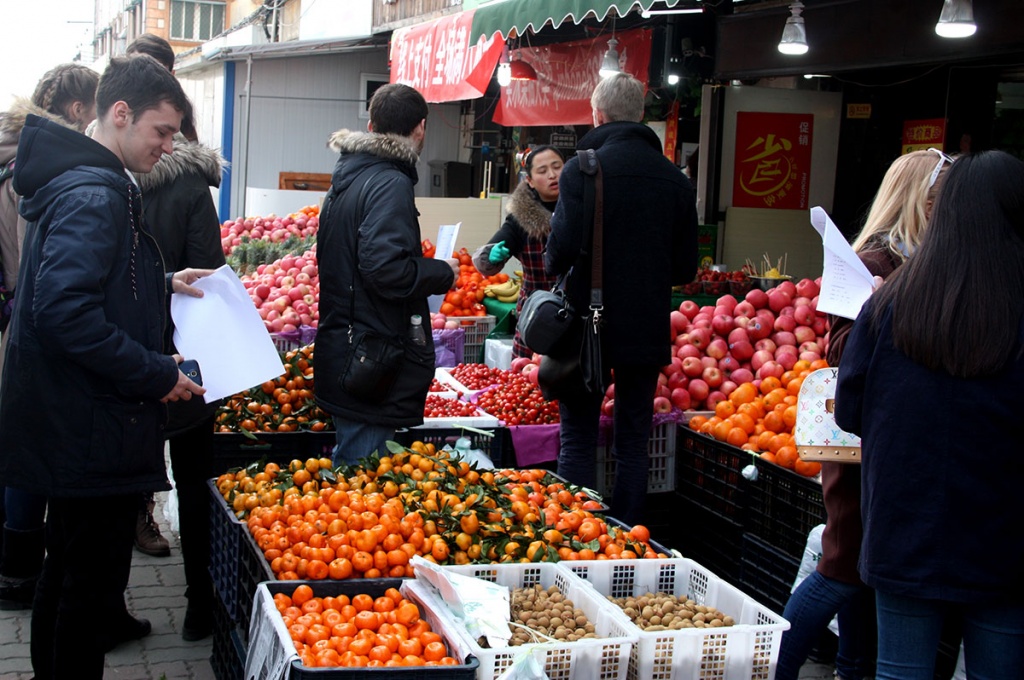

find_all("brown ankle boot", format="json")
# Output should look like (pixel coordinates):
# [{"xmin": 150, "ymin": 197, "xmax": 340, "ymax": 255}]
[{"xmin": 134, "ymin": 500, "xmax": 170, "ymax": 557}]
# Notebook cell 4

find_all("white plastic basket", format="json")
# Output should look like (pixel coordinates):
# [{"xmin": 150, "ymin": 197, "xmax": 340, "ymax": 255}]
[
  {"xmin": 402, "ymin": 562, "xmax": 637, "ymax": 680},
  {"xmin": 563, "ymin": 558, "xmax": 789, "ymax": 680}
]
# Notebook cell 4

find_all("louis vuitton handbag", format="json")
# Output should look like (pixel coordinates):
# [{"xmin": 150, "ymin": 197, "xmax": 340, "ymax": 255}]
[{"xmin": 795, "ymin": 367, "xmax": 861, "ymax": 463}]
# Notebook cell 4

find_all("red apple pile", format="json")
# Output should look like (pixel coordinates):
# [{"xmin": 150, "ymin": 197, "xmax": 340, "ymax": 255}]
[
  {"xmin": 665, "ymin": 277, "xmax": 828, "ymax": 411},
  {"xmin": 221, "ymin": 205, "xmax": 320, "ymax": 256},
  {"xmin": 241, "ymin": 251, "xmax": 320, "ymax": 333}
]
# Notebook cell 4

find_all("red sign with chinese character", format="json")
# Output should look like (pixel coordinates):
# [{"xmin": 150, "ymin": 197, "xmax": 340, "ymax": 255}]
[
  {"xmin": 493, "ymin": 29, "xmax": 652, "ymax": 127},
  {"xmin": 390, "ymin": 9, "xmax": 505, "ymax": 103},
  {"xmin": 732, "ymin": 112, "xmax": 814, "ymax": 210},
  {"xmin": 902, "ymin": 118, "xmax": 945, "ymax": 154}
]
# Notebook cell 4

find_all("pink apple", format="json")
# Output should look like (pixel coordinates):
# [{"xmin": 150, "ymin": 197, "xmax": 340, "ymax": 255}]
[
  {"xmin": 688, "ymin": 379, "xmax": 710, "ymax": 403},
  {"xmin": 757, "ymin": 360, "xmax": 784, "ymax": 379},
  {"xmin": 768, "ymin": 289, "xmax": 792, "ymax": 313},
  {"xmin": 255, "ymin": 284, "xmax": 271, "ymax": 300},
  {"xmin": 527, "ymin": 366, "xmax": 540, "ymax": 385},
  {"xmin": 716, "ymin": 294, "xmax": 738, "ymax": 313},
  {"xmin": 730, "ymin": 368, "xmax": 754, "ymax": 385},
  {"xmin": 795, "ymin": 326, "xmax": 818, "ymax": 344},
  {"xmin": 707, "ymin": 390, "xmax": 728, "ymax": 411},
  {"xmin": 670, "ymin": 310, "xmax": 688, "ymax": 336},
  {"xmin": 720, "ymin": 380, "xmax": 737, "ymax": 396},
  {"xmin": 292, "ymin": 300, "xmax": 309, "ymax": 316},
  {"xmin": 657, "ymin": 373, "xmax": 669, "ymax": 387},
  {"xmin": 734, "ymin": 300, "xmax": 756, "ymax": 318},
  {"xmin": 662, "ymin": 357, "xmax": 684, "ymax": 377},
  {"xmin": 813, "ymin": 316, "xmax": 829, "ymax": 336},
  {"xmin": 511, "ymin": 357, "xmax": 533, "ymax": 373},
  {"xmin": 747, "ymin": 318, "xmax": 772, "ymax": 341},
  {"xmin": 728, "ymin": 327, "xmax": 750, "ymax": 345},
  {"xmin": 718, "ymin": 355, "xmax": 740, "ymax": 375},
  {"xmin": 677, "ymin": 344, "xmax": 701, "ymax": 360},
  {"xmin": 796, "ymin": 278, "xmax": 820, "ymax": 299},
  {"xmin": 800, "ymin": 351, "xmax": 822, "ymax": 363},
  {"xmin": 689, "ymin": 327, "xmax": 712, "ymax": 350},
  {"xmin": 734, "ymin": 315, "xmax": 751, "ymax": 329},
  {"xmin": 775, "ymin": 350, "xmax": 798, "ymax": 371},
  {"xmin": 657, "ymin": 384, "xmax": 670, "ymax": 399},
  {"xmin": 706, "ymin": 338, "xmax": 729, "ymax": 360},
  {"xmin": 774, "ymin": 314, "xmax": 797, "ymax": 333},
  {"xmin": 667, "ymin": 372, "xmax": 689, "ymax": 390},
  {"xmin": 745, "ymin": 288, "xmax": 770, "ymax": 309},
  {"xmin": 730, "ymin": 340, "xmax": 754, "ymax": 362},
  {"xmin": 653, "ymin": 396, "xmax": 672, "ymax": 414},
  {"xmin": 670, "ymin": 388, "xmax": 691, "ymax": 411},
  {"xmin": 682, "ymin": 357, "xmax": 704, "ymax": 378},
  {"xmin": 751, "ymin": 349, "xmax": 774, "ymax": 371},
  {"xmin": 679, "ymin": 300, "xmax": 700, "ymax": 319},
  {"xmin": 794, "ymin": 304, "xmax": 816, "ymax": 326},
  {"xmin": 711, "ymin": 314, "xmax": 734, "ymax": 337},
  {"xmin": 772, "ymin": 331, "xmax": 797, "ymax": 348},
  {"xmin": 701, "ymin": 356, "xmax": 719, "ymax": 370},
  {"xmin": 776, "ymin": 280, "xmax": 797, "ymax": 297},
  {"xmin": 800, "ymin": 341, "xmax": 823, "ymax": 355},
  {"xmin": 755, "ymin": 338, "xmax": 778, "ymax": 354},
  {"xmin": 700, "ymin": 305, "xmax": 716, "ymax": 316},
  {"xmin": 702, "ymin": 366, "xmax": 724, "ymax": 388}
]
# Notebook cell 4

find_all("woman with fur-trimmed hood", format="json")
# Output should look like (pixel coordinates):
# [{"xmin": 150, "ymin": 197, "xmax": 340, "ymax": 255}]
[{"xmin": 473, "ymin": 145, "xmax": 565, "ymax": 358}]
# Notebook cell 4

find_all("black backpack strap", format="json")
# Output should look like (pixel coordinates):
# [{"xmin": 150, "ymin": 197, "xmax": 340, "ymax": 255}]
[{"xmin": 0, "ymin": 159, "xmax": 14, "ymax": 185}]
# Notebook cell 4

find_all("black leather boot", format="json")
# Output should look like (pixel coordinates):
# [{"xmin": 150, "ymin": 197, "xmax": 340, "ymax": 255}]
[{"xmin": 0, "ymin": 526, "xmax": 45, "ymax": 610}]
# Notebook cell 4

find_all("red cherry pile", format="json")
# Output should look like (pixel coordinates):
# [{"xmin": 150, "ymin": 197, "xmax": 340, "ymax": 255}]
[
  {"xmin": 447, "ymin": 364, "xmax": 510, "ymax": 391},
  {"xmin": 476, "ymin": 375, "xmax": 560, "ymax": 426},
  {"xmin": 423, "ymin": 394, "xmax": 482, "ymax": 419}
]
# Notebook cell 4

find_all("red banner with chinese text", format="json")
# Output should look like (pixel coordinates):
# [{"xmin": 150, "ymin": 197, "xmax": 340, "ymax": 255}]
[
  {"xmin": 732, "ymin": 112, "xmax": 814, "ymax": 210},
  {"xmin": 390, "ymin": 9, "xmax": 505, "ymax": 103},
  {"xmin": 902, "ymin": 118, "xmax": 945, "ymax": 154},
  {"xmin": 494, "ymin": 29, "xmax": 652, "ymax": 127}
]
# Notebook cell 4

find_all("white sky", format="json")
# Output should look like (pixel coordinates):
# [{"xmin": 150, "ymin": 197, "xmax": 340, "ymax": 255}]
[{"xmin": 0, "ymin": 0, "xmax": 96, "ymax": 110}]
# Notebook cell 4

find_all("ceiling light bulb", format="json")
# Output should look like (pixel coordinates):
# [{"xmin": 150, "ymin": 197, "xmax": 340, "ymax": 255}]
[
  {"xmin": 778, "ymin": 2, "xmax": 809, "ymax": 55},
  {"xmin": 599, "ymin": 38, "xmax": 621, "ymax": 78},
  {"xmin": 935, "ymin": 0, "xmax": 976, "ymax": 38},
  {"xmin": 667, "ymin": 73, "xmax": 680, "ymax": 85},
  {"xmin": 496, "ymin": 62, "xmax": 512, "ymax": 87}
]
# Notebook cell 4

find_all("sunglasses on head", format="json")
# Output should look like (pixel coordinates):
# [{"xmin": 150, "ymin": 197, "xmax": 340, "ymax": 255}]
[{"xmin": 927, "ymin": 147, "xmax": 954, "ymax": 189}]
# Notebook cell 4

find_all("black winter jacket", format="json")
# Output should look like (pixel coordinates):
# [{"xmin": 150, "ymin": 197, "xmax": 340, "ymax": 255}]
[
  {"xmin": 546, "ymin": 122, "xmax": 698, "ymax": 366},
  {"xmin": 314, "ymin": 129, "xmax": 454, "ymax": 427},
  {"xmin": 0, "ymin": 114, "xmax": 178, "ymax": 497}
]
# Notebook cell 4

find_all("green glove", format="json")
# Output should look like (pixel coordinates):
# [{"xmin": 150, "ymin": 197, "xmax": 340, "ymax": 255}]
[{"xmin": 488, "ymin": 241, "xmax": 510, "ymax": 264}]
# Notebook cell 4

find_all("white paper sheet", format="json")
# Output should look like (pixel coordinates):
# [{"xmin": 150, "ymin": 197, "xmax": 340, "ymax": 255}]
[
  {"xmin": 429, "ymin": 222, "xmax": 461, "ymax": 313},
  {"xmin": 435, "ymin": 222, "xmax": 461, "ymax": 260},
  {"xmin": 810, "ymin": 207, "xmax": 876, "ymax": 320},
  {"xmin": 170, "ymin": 265, "xmax": 286, "ymax": 403}
]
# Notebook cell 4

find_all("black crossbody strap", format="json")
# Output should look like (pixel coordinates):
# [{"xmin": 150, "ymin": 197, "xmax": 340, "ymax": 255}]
[{"xmin": 576, "ymin": 149, "xmax": 604, "ymax": 313}]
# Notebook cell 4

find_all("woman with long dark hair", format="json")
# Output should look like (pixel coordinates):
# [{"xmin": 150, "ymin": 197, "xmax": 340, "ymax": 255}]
[{"xmin": 835, "ymin": 150, "xmax": 1024, "ymax": 678}]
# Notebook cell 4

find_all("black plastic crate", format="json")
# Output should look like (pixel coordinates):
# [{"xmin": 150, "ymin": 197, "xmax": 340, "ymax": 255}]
[
  {"xmin": 212, "ymin": 431, "xmax": 336, "ymax": 473},
  {"xmin": 675, "ymin": 429, "xmax": 750, "ymax": 522},
  {"xmin": 237, "ymin": 522, "xmax": 275, "ymax": 643},
  {"xmin": 256, "ymin": 579, "xmax": 480, "ymax": 679},
  {"xmin": 393, "ymin": 426, "xmax": 508, "ymax": 468},
  {"xmin": 738, "ymin": 533, "xmax": 801, "ymax": 616},
  {"xmin": 665, "ymin": 494, "xmax": 744, "ymax": 583},
  {"xmin": 211, "ymin": 592, "xmax": 245, "ymax": 680},
  {"xmin": 209, "ymin": 479, "xmax": 244, "ymax": 622},
  {"xmin": 744, "ymin": 456, "xmax": 826, "ymax": 561}
]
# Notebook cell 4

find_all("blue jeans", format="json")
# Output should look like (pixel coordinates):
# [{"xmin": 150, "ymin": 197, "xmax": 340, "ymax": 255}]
[
  {"xmin": 331, "ymin": 417, "xmax": 394, "ymax": 467},
  {"xmin": 777, "ymin": 570, "xmax": 875, "ymax": 679},
  {"xmin": 557, "ymin": 364, "xmax": 659, "ymax": 526},
  {"xmin": 875, "ymin": 590, "xmax": 1024, "ymax": 680},
  {"xmin": 4, "ymin": 487, "xmax": 47, "ymax": 531}
]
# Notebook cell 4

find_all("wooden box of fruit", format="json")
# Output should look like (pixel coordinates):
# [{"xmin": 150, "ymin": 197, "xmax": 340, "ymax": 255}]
[
  {"xmin": 565, "ymin": 558, "xmax": 788, "ymax": 680},
  {"xmin": 403, "ymin": 562, "xmax": 637, "ymax": 680}
]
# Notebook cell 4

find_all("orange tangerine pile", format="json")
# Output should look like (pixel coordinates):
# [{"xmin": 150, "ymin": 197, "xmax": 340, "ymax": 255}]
[
  {"xmin": 274, "ymin": 584, "xmax": 460, "ymax": 668},
  {"xmin": 688, "ymin": 359, "xmax": 828, "ymax": 477}
]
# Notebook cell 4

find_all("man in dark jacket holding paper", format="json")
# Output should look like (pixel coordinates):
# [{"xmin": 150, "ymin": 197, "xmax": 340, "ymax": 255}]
[
  {"xmin": 546, "ymin": 72, "xmax": 698, "ymax": 525},
  {"xmin": 0, "ymin": 56, "xmax": 208, "ymax": 678},
  {"xmin": 315, "ymin": 84, "xmax": 459, "ymax": 466}
]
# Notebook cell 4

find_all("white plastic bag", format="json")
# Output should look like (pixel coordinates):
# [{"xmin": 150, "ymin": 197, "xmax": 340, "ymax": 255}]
[
  {"xmin": 790, "ymin": 524, "xmax": 838, "ymax": 635},
  {"xmin": 161, "ymin": 460, "xmax": 180, "ymax": 533},
  {"xmin": 496, "ymin": 652, "xmax": 550, "ymax": 680}
]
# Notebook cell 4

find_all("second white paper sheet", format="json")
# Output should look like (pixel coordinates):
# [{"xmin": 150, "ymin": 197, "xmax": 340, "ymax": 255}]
[
  {"xmin": 810, "ymin": 207, "xmax": 876, "ymax": 320},
  {"xmin": 170, "ymin": 265, "xmax": 285, "ymax": 403}
]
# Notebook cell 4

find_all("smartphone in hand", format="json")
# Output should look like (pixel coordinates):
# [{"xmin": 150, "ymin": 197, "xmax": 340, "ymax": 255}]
[{"xmin": 179, "ymin": 359, "xmax": 203, "ymax": 386}]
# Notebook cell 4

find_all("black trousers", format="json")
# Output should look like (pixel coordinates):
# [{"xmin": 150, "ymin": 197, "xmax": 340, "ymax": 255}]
[
  {"xmin": 169, "ymin": 416, "xmax": 215, "ymax": 607},
  {"xmin": 31, "ymin": 495, "xmax": 136, "ymax": 679}
]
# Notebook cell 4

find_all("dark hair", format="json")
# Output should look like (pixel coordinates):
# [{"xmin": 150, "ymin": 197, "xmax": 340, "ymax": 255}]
[
  {"xmin": 870, "ymin": 150, "xmax": 1024, "ymax": 377},
  {"xmin": 524, "ymin": 145, "xmax": 565, "ymax": 174},
  {"xmin": 368, "ymin": 83, "xmax": 428, "ymax": 137},
  {"xmin": 126, "ymin": 34, "xmax": 175, "ymax": 71},
  {"xmin": 97, "ymin": 55, "xmax": 191, "ymax": 125},
  {"xmin": 31, "ymin": 63, "xmax": 98, "ymax": 122}
]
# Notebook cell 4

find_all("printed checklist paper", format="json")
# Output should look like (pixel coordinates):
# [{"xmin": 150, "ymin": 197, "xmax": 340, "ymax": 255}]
[
  {"xmin": 810, "ymin": 206, "xmax": 876, "ymax": 320},
  {"xmin": 171, "ymin": 265, "xmax": 285, "ymax": 403}
]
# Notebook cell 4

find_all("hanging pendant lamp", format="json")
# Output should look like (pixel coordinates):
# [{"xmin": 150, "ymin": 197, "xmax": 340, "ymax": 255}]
[
  {"xmin": 777, "ymin": 2, "xmax": 809, "ymax": 55},
  {"xmin": 935, "ymin": 0, "xmax": 977, "ymax": 38}
]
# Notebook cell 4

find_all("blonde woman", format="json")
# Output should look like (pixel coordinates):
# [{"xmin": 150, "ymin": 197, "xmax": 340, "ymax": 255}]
[{"xmin": 777, "ymin": 148, "xmax": 952, "ymax": 680}]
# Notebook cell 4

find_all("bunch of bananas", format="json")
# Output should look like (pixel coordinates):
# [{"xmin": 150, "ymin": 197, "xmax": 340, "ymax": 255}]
[{"xmin": 484, "ymin": 272, "xmax": 523, "ymax": 303}]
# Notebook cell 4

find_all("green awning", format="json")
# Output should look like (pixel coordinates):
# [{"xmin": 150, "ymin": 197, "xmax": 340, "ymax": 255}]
[{"xmin": 469, "ymin": 0, "xmax": 682, "ymax": 43}]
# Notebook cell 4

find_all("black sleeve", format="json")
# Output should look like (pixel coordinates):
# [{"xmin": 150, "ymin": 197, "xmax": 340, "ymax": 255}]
[{"xmin": 545, "ymin": 159, "xmax": 585, "ymax": 276}]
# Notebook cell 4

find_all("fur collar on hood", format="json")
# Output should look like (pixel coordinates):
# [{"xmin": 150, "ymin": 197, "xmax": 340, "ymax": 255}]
[
  {"xmin": 327, "ymin": 129, "xmax": 419, "ymax": 167},
  {"xmin": 1, "ymin": 98, "xmax": 80, "ymax": 138},
  {"xmin": 506, "ymin": 180, "xmax": 553, "ymax": 240},
  {"xmin": 136, "ymin": 135, "xmax": 225, "ymax": 191}
]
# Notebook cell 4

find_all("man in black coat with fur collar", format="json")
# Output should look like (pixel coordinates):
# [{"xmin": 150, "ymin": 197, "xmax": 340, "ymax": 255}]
[{"xmin": 546, "ymin": 72, "xmax": 698, "ymax": 525}]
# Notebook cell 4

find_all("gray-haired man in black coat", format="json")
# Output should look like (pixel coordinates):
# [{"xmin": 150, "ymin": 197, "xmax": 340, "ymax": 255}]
[{"xmin": 546, "ymin": 72, "xmax": 698, "ymax": 525}]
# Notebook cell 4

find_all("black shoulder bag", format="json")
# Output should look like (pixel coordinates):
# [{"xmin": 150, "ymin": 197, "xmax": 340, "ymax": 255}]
[
  {"xmin": 536, "ymin": 149, "xmax": 609, "ymax": 399},
  {"xmin": 330, "ymin": 170, "xmax": 406, "ymax": 405}
]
